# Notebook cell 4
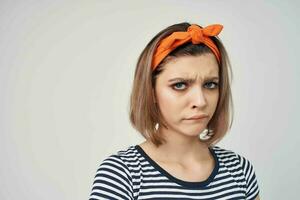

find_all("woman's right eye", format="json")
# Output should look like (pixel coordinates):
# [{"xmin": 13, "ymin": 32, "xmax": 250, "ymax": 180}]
[{"xmin": 172, "ymin": 82, "xmax": 187, "ymax": 90}]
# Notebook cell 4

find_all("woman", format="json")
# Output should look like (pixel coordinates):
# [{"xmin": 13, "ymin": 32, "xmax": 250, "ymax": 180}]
[{"xmin": 89, "ymin": 22, "xmax": 260, "ymax": 200}]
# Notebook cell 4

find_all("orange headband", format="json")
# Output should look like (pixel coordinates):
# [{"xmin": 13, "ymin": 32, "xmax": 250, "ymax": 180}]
[{"xmin": 152, "ymin": 24, "xmax": 223, "ymax": 70}]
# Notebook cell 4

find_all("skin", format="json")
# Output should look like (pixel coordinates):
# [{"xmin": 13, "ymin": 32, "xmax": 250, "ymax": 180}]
[
  {"xmin": 140, "ymin": 53, "xmax": 219, "ymax": 168},
  {"xmin": 139, "ymin": 53, "xmax": 261, "ymax": 199}
]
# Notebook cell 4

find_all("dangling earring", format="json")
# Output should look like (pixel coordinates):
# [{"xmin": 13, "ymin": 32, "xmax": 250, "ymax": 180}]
[
  {"xmin": 155, "ymin": 123, "xmax": 159, "ymax": 131},
  {"xmin": 199, "ymin": 128, "xmax": 214, "ymax": 141}
]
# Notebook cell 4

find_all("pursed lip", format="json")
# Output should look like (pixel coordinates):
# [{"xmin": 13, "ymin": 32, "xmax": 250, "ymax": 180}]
[{"xmin": 186, "ymin": 114, "xmax": 209, "ymax": 120}]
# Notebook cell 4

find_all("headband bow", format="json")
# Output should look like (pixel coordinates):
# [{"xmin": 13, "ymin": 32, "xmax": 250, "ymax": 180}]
[{"xmin": 152, "ymin": 24, "xmax": 223, "ymax": 70}]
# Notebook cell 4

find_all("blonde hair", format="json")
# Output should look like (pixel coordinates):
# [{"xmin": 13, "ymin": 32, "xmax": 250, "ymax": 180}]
[{"xmin": 129, "ymin": 22, "xmax": 234, "ymax": 148}]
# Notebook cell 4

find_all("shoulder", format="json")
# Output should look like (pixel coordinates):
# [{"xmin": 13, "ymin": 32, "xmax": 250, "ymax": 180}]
[
  {"xmin": 98, "ymin": 145, "xmax": 138, "ymax": 177},
  {"xmin": 211, "ymin": 145, "xmax": 256, "ymax": 170},
  {"xmin": 96, "ymin": 145, "xmax": 142, "ymax": 180},
  {"xmin": 89, "ymin": 145, "xmax": 138, "ymax": 199},
  {"xmin": 211, "ymin": 145, "xmax": 260, "ymax": 199}
]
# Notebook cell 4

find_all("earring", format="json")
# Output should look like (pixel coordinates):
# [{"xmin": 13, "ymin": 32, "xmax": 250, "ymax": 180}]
[
  {"xmin": 199, "ymin": 128, "xmax": 214, "ymax": 141},
  {"xmin": 155, "ymin": 123, "xmax": 159, "ymax": 131}
]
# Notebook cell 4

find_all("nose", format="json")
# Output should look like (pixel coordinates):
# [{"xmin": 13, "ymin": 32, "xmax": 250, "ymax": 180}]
[{"xmin": 190, "ymin": 86, "xmax": 207, "ymax": 109}]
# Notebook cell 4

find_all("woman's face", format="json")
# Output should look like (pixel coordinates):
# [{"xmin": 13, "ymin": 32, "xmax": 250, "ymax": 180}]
[{"xmin": 154, "ymin": 53, "xmax": 219, "ymax": 137}]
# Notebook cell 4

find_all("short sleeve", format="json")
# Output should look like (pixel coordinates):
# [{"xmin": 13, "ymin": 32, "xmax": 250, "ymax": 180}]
[
  {"xmin": 89, "ymin": 154, "xmax": 133, "ymax": 200},
  {"xmin": 238, "ymin": 155, "xmax": 260, "ymax": 200}
]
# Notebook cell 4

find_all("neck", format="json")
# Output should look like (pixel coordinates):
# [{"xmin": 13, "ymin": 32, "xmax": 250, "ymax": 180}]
[{"xmin": 148, "ymin": 126, "xmax": 211, "ymax": 164}]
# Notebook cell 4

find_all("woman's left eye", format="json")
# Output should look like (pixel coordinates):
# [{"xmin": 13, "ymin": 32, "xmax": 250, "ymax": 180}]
[{"xmin": 205, "ymin": 82, "xmax": 219, "ymax": 89}]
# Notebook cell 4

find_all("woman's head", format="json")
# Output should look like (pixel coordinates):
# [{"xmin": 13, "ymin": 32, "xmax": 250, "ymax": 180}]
[{"xmin": 129, "ymin": 22, "xmax": 233, "ymax": 148}]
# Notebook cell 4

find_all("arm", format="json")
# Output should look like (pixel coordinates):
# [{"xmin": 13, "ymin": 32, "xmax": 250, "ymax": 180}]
[
  {"xmin": 89, "ymin": 154, "xmax": 133, "ymax": 200},
  {"xmin": 237, "ymin": 154, "xmax": 260, "ymax": 200}
]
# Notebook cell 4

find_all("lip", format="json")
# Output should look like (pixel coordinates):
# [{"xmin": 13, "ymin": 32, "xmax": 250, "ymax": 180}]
[{"xmin": 186, "ymin": 114, "xmax": 209, "ymax": 120}]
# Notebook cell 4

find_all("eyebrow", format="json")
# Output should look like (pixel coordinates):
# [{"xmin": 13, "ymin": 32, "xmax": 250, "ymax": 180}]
[{"xmin": 168, "ymin": 76, "xmax": 219, "ymax": 83}]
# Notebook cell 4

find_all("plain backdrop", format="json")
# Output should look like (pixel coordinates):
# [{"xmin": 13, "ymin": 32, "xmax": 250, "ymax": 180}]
[{"xmin": 0, "ymin": 0, "xmax": 299, "ymax": 199}]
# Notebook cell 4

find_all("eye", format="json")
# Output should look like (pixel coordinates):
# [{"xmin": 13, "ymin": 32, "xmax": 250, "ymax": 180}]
[
  {"xmin": 205, "ymin": 81, "xmax": 219, "ymax": 89},
  {"xmin": 172, "ymin": 82, "xmax": 187, "ymax": 90}
]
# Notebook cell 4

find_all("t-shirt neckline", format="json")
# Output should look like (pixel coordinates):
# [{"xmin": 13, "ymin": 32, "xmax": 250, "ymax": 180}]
[{"xmin": 134, "ymin": 144, "xmax": 219, "ymax": 188}]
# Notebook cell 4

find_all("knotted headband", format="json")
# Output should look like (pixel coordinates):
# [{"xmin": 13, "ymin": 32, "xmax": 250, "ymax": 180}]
[{"xmin": 152, "ymin": 24, "xmax": 223, "ymax": 71}]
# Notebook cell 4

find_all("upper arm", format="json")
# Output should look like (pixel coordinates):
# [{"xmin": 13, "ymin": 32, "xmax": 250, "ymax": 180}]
[
  {"xmin": 237, "ymin": 154, "xmax": 260, "ymax": 200},
  {"xmin": 89, "ymin": 155, "xmax": 133, "ymax": 200}
]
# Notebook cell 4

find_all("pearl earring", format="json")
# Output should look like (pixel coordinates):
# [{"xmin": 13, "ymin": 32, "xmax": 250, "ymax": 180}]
[{"xmin": 155, "ymin": 123, "xmax": 159, "ymax": 131}]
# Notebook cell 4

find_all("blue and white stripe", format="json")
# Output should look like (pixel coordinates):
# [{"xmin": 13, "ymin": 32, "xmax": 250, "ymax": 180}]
[{"xmin": 89, "ymin": 145, "xmax": 259, "ymax": 200}]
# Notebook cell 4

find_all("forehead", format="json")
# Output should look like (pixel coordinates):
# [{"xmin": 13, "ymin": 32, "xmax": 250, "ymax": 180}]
[{"xmin": 159, "ymin": 54, "xmax": 219, "ymax": 79}]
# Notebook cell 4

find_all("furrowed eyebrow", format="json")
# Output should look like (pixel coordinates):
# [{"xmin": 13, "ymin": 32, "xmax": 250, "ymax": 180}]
[{"xmin": 168, "ymin": 76, "xmax": 219, "ymax": 83}]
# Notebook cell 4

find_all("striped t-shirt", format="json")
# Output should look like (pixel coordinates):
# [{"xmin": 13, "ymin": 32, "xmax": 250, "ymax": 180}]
[{"xmin": 89, "ymin": 145, "xmax": 260, "ymax": 200}]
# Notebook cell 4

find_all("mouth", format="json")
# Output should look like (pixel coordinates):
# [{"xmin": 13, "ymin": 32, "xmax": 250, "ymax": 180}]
[
  {"xmin": 186, "ymin": 114, "xmax": 209, "ymax": 120},
  {"xmin": 185, "ymin": 117, "xmax": 208, "ymax": 121}
]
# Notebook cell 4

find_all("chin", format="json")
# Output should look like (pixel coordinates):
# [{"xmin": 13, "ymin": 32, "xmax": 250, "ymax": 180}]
[{"xmin": 179, "ymin": 125, "xmax": 206, "ymax": 136}]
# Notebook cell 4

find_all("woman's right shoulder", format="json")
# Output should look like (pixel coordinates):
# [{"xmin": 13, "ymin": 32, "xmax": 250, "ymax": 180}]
[
  {"xmin": 97, "ymin": 145, "xmax": 140, "ymax": 171},
  {"xmin": 89, "ymin": 145, "xmax": 139, "ymax": 199}
]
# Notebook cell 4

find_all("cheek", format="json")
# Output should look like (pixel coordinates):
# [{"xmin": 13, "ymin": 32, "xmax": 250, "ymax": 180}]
[
  {"xmin": 156, "ymin": 88, "xmax": 182, "ymax": 116},
  {"xmin": 211, "ymin": 92, "xmax": 219, "ymax": 103},
  {"xmin": 158, "ymin": 88, "xmax": 176, "ymax": 104},
  {"xmin": 208, "ymin": 92, "xmax": 219, "ymax": 111}
]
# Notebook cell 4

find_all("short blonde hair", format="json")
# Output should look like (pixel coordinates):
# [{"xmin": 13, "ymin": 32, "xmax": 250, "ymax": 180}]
[{"xmin": 129, "ymin": 22, "xmax": 234, "ymax": 148}]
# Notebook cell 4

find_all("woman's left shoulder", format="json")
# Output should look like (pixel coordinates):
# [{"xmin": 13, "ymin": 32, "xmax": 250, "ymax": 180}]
[
  {"xmin": 211, "ymin": 145, "xmax": 257, "ymax": 169},
  {"xmin": 211, "ymin": 145, "xmax": 260, "ymax": 199}
]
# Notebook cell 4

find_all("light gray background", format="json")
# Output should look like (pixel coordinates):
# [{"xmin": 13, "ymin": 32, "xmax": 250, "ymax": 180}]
[{"xmin": 0, "ymin": 0, "xmax": 299, "ymax": 199}]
